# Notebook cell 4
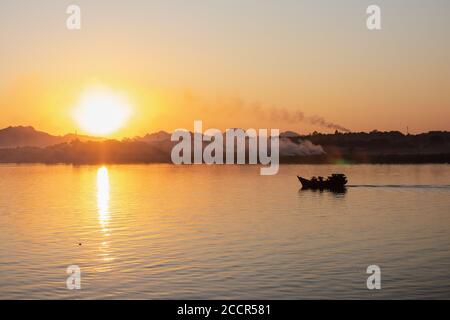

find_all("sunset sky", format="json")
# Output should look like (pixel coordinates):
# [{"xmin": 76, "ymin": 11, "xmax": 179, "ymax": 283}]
[{"xmin": 1, "ymin": 0, "xmax": 449, "ymax": 138}]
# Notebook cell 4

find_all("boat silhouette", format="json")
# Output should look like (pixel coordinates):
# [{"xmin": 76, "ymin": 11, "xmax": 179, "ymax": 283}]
[{"xmin": 297, "ymin": 174, "xmax": 348, "ymax": 191}]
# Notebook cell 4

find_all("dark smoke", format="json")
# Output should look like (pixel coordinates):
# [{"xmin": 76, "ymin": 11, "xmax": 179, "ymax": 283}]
[
  {"xmin": 265, "ymin": 106, "xmax": 350, "ymax": 132},
  {"xmin": 183, "ymin": 93, "xmax": 351, "ymax": 133},
  {"xmin": 307, "ymin": 115, "xmax": 350, "ymax": 133}
]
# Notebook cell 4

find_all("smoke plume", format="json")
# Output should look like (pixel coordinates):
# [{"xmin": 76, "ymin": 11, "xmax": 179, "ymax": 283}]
[
  {"xmin": 182, "ymin": 92, "xmax": 351, "ymax": 133},
  {"xmin": 279, "ymin": 138, "xmax": 325, "ymax": 156},
  {"xmin": 264, "ymin": 106, "xmax": 350, "ymax": 133}
]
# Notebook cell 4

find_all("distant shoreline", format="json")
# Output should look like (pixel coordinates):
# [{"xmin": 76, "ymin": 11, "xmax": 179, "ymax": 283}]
[
  {"xmin": 279, "ymin": 154, "xmax": 450, "ymax": 164},
  {"xmin": 1, "ymin": 126, "xmax": 450, "ymax": 165},
  {"xmin": 1, "ymin": 155, "xmax": 449, "ymax": 165}
]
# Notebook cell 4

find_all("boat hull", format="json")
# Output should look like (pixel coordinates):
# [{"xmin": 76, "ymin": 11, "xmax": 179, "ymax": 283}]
[{"xmin": 297, "ymin": 175, "xmax": 347, "ymax": 190}]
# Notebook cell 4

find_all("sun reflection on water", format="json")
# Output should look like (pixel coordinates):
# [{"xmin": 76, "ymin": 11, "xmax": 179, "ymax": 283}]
[
  {"xmin": 97, "ymin": 166, "xmax": 110, "ymax": 229},
  {"xmin": 96, "ymin": 166, "xmax": 114, "ymax": 267}
]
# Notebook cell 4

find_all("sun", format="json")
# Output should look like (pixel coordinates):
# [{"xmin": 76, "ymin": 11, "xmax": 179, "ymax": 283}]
[{"xmin": 73, "ymin": 86, "xmax": 133, "ymax": 136}]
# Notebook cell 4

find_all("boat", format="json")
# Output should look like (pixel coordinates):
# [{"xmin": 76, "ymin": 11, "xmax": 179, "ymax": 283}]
[{"xmin": 297, "ymin": 173, "xmax": 348, "ymax": 190}]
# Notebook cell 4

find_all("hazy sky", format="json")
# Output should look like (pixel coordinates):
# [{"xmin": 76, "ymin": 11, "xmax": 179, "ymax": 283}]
[{"xmin": 1, "ymin": 0, "xmax": 449, "ymax": 137}]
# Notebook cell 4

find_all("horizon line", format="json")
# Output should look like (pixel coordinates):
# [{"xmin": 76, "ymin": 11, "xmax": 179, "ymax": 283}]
[{"xmin": 2, "ymin": 124, "xmax": 450, "ymax": 139}]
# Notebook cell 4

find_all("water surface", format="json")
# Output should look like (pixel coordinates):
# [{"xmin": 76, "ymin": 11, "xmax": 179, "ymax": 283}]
[{"xmin": 0, "ymin": 164, "xmax": 449, "ymax": 299}]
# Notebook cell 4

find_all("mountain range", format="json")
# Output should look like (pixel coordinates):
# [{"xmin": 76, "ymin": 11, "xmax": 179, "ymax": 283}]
[
  {"xmin": 0, "ymin": 126, "xmax": 104, "ymax": 148},
  {"xmin": 0, "ymin": 126, "xmax": 449, "ymax": 164}
]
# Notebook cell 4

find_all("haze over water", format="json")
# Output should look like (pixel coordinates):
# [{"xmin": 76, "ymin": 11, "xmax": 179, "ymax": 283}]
[{"xmin": 0, "ymin": 164, "xmax": 449, "ymax": 299}]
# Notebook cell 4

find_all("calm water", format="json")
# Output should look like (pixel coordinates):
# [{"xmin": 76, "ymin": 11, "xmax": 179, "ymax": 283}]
[{"xmin": 0, "ymin": 164, "xmax": 449, "ymax": 299}]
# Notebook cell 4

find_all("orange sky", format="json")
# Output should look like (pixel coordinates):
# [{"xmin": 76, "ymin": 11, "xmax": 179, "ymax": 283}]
[{"xmin": 1, "ymin": 0, "xmax": 449, "ymax": 138}]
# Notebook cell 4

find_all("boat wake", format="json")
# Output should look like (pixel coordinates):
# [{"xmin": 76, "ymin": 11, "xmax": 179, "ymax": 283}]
[{"xmin": 347, "ymin": 184, "xmax": 450, "ymax": 189}]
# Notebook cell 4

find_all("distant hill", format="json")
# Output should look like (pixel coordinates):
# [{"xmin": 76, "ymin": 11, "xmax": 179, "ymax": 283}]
[
  {"xmin": 301, "ymin": 130, "xmax": 450, "ymax": 157},
  {"xmin": 281, "ymin": 130, "xmax": 450, "ymax": 164},
  {"xmin": 0, "ymin": 126, "xmax": 103, "ymax": 148},
  {"xmin": 134, "ymin": 131, "xmax": 171, "ymax": 143}
]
